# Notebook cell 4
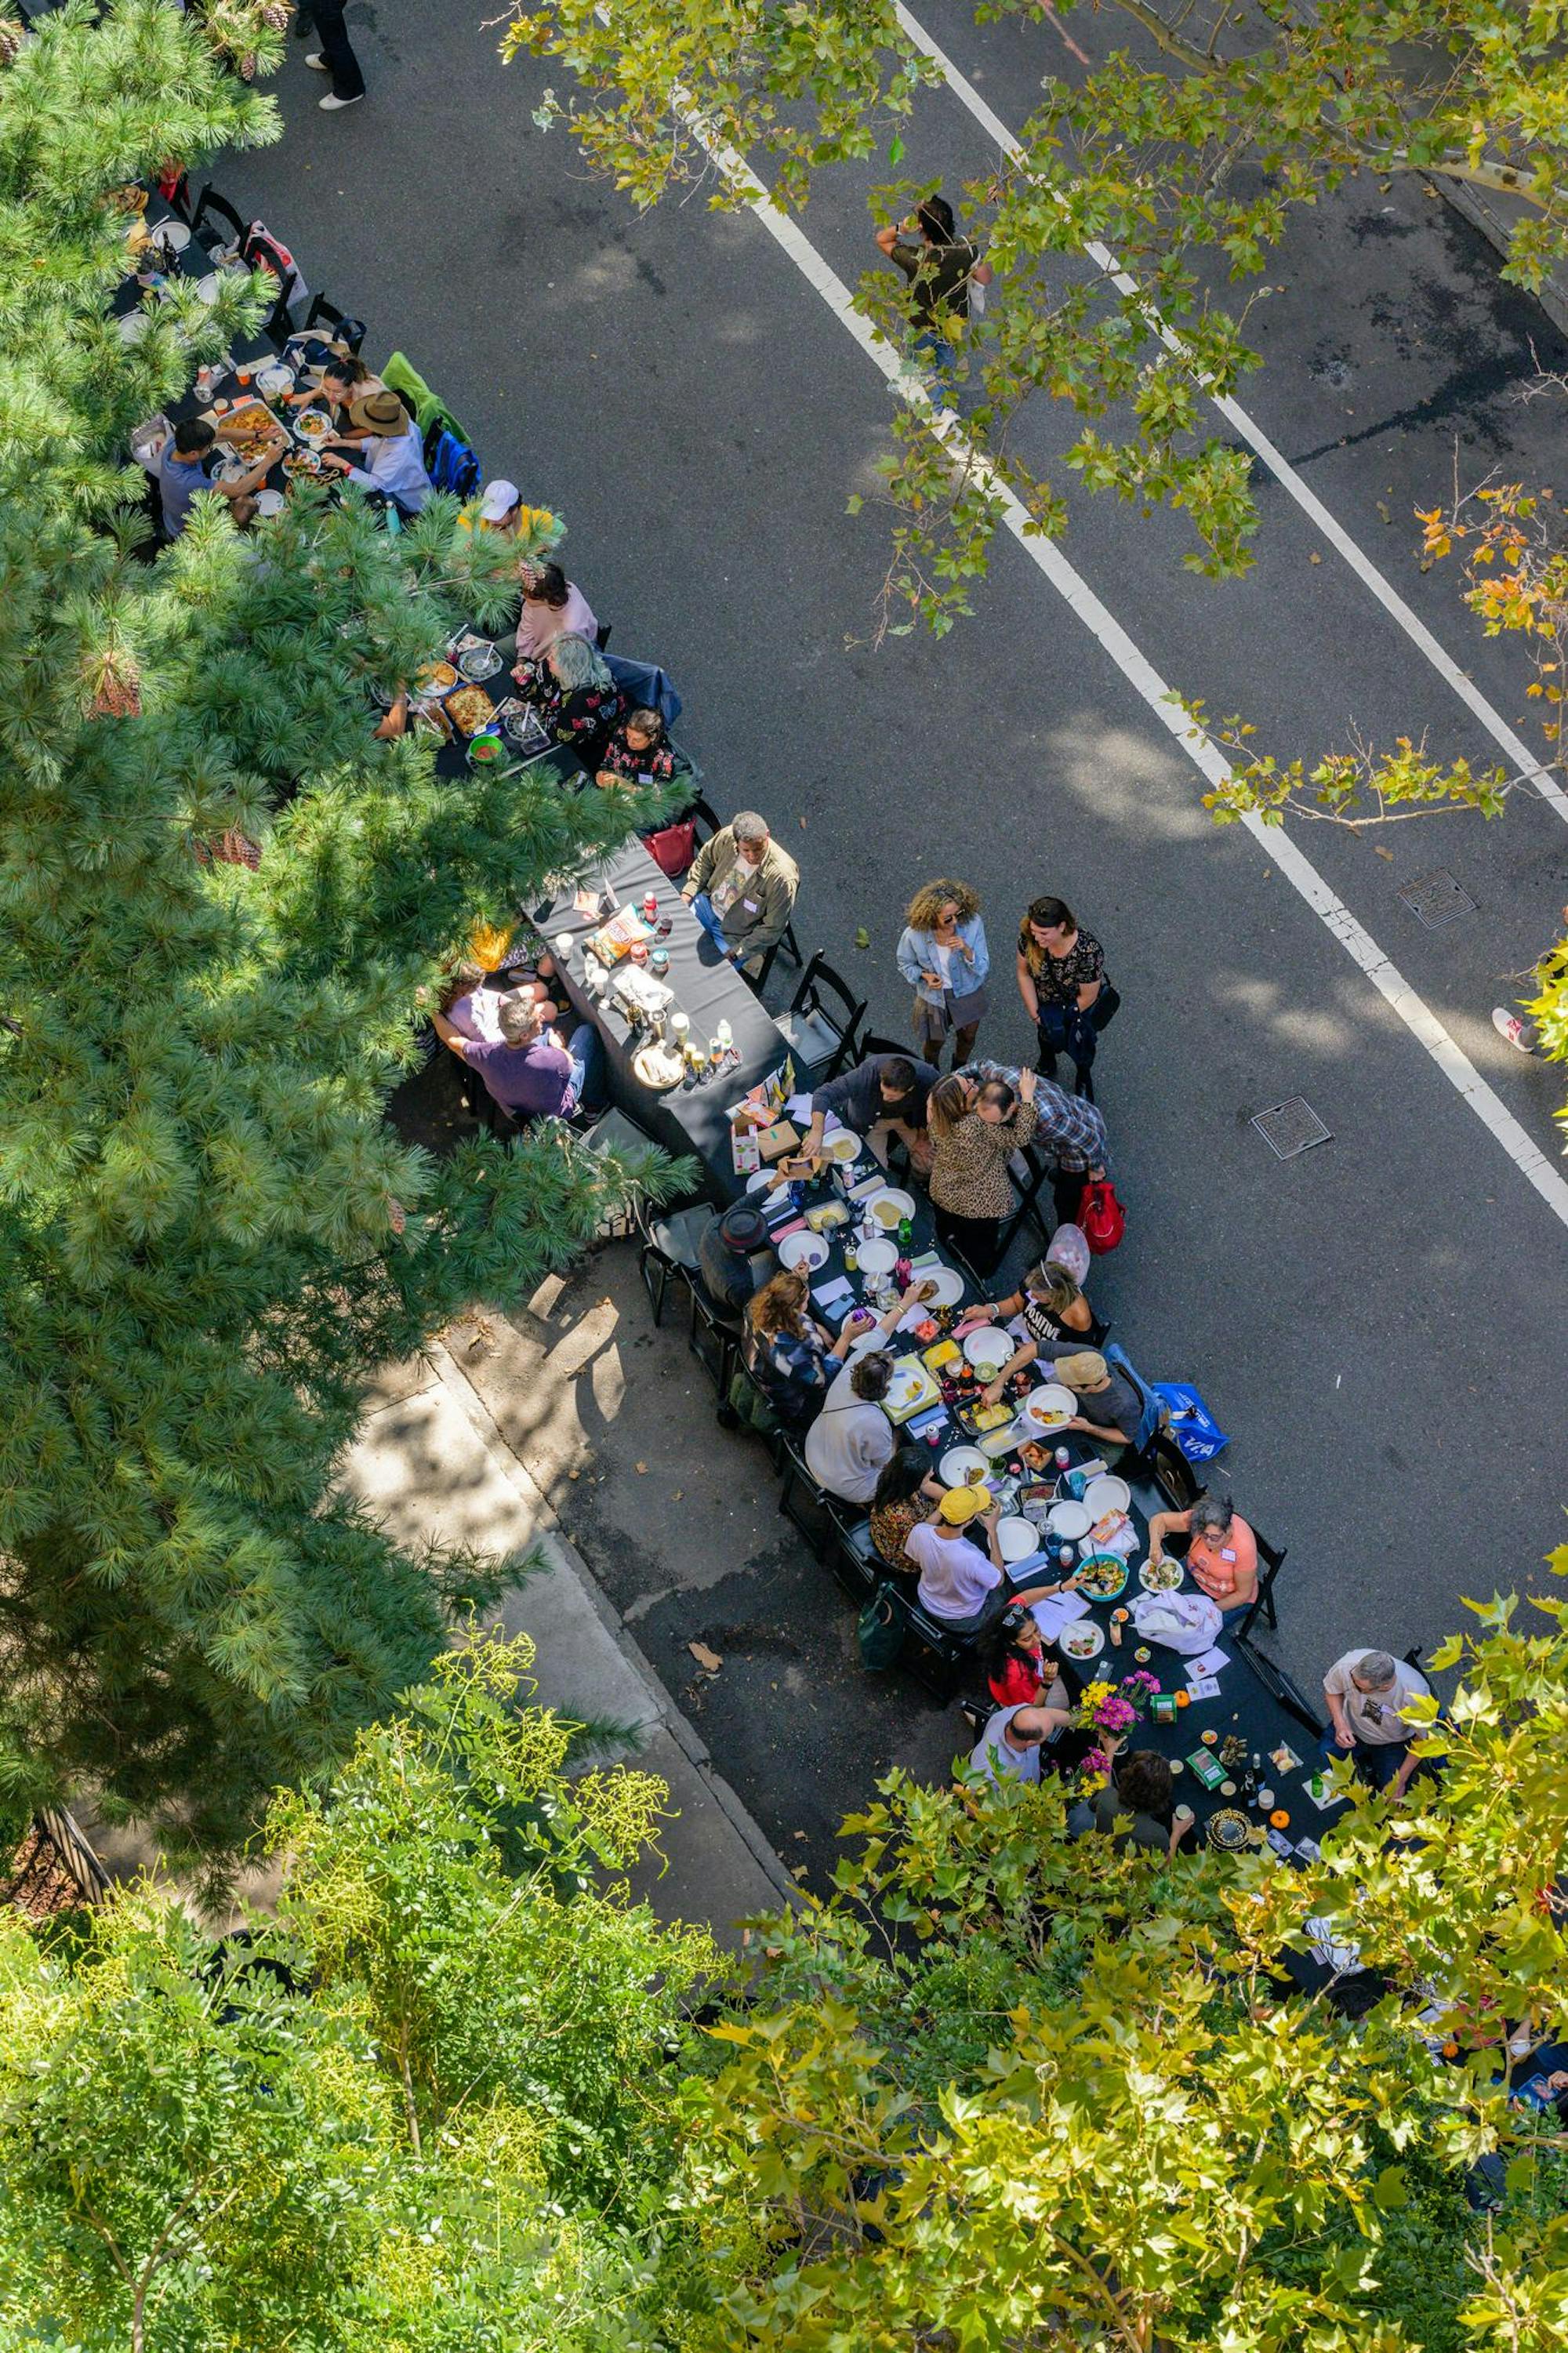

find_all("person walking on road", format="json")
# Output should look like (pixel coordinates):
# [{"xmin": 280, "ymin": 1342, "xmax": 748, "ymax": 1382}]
[
  {"xmin": 1016, "ymin": 895, "xmax": 1119, "ymax": 1100},
  {"xmin": 874, "ymin": 195, "xmax": 993, "ymax": 407},
  {"xmin": 303, "ymin": 1, "xmax": 366, "ymax": 111}
]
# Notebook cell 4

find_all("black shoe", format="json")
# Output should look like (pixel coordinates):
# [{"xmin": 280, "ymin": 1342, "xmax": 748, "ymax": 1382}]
[
  {"xmin": 1073, "ymin": 1066, "xmax": 1094, "ymax": 1102},
  {"xmin": 1035, "ymin": 1051, "xmax": 1058, "ymax": 1080},
  {"xmin": 291, "ymin": 11, "xmax": 310, "ymax": 34}
]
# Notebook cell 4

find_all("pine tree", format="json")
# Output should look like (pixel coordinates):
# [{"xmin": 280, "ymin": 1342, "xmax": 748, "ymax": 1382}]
[{"xmin": 0, "ymin": 4, "xmax": 678, "ymax": 1868}]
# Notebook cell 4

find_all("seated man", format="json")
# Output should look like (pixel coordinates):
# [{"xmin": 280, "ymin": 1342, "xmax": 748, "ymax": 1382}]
[
  {"xmin": 1051, "ymin": 1349, "xmax": 1143, "ymax": 1459},
  {"xmin": 804, "ymin": 1349, "xmax": 896, "ymax": 1507},
  {"xmin": 1321, "ymin": 1648, "xmax": 1434, "ymax": 1796},
  {"xmin": 1069, "ymin": 1743, "xmax": 1195, "ymax": 1861},
  {"xmin": 796, "ymin": 1051, "xmax": 934, "ymax": 1173},
  {"xmin": 681, "ymin": 810, "xmax": 798, "ymax": 979},
  {"xmin": 431, "ymin": 994, "xmax": 602, "ymax": 1126},
  {"xmin": 696, "ymin": 1200, "xmax": 776, "ymax": 1317},
  {"xmin": 967, "ymin": 1698, "xmax": 1075, "ymax": 1789},
  {"xmin": 596, "ymin": 706, "xmax": 678, "ymax": 789},
  {"xmin": 1145, "ymin": 1491, "xmax": 1259, "ymax": 1626},
  {"xmin": 154, "ymin": 416, "xmax": 284, "ymax": 538}
]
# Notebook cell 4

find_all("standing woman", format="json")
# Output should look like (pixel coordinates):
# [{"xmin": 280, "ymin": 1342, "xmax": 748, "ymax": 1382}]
[
  {"xmin": 926, "ymin": 1066, "xmax": 1038, "ymax": 1276},
  {"xmin": 898, "ymin": 879, "xmax": 990, "ymax": 1069},
  {"xmin": 1015, "ymin": 895, "xmax": 1120, "ymax": 1100}
]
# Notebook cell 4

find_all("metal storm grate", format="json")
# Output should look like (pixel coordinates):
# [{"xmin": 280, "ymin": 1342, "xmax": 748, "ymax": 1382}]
[
  {"xmin": 1250, "ymin": 1098, "xmax": 1333, "ymax": 1160},
  {"xmin": 1397, "ymin": 870, "xmax": 1476, "ymax": 929}
]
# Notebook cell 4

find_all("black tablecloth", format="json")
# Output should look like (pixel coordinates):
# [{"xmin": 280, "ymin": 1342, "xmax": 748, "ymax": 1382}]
[{"xmin": 535, "ymin": 839, "xmax": 788, "ymax": 1196}]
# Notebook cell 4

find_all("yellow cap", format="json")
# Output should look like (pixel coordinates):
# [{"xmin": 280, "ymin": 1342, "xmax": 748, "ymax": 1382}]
[{"xmin": 938, "ymin": 1483, "xmax": 989, "ymax": 1526}]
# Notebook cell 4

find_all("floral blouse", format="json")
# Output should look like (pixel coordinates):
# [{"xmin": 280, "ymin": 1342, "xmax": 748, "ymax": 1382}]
[
  {"xmin": 1018, "ymin": 921, "xmax": 1106, "ymax": 1010},
  {"xmin": 870, "ymin": 1495, "xmax": 927, "ymax": 1569},
  {"xmin": 514, "ymin": 655, "xmax": 624, "ymax": 748},
  {"xmin": 597, "ymin": 728, "xmax": 677, "ymax": 784}
]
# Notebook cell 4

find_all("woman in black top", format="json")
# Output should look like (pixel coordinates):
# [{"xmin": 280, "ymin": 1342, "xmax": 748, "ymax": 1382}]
[
  {"xmin": 1015, "ymin": 895, "xmax": 1120, "ymax": 1102},
  {"xmin": 956, "ymin": 1262, "xmax": 1105, "ymax": 1407}
]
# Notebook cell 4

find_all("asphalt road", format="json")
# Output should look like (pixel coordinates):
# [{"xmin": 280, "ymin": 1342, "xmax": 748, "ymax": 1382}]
[{"xmin": 219, "ymin": 4, "xmax": 1566, "ymax": 1692}]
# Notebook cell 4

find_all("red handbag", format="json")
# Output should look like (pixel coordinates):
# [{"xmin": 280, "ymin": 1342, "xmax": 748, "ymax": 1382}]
[{"xmin": 1077, "ymin": 1178, "xmax": 1126, "ymax": 1255}]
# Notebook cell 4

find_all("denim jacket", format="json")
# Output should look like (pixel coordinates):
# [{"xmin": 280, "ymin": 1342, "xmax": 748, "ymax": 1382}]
[{"xmin": 895, "ymin": 913, "xmax": 989, "ymax": 1005}]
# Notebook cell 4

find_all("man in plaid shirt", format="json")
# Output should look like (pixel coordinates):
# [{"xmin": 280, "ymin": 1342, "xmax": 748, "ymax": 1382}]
[{"xmin": 957, "ymin": 1058, "xmax": 1109, "ymax": 1228}]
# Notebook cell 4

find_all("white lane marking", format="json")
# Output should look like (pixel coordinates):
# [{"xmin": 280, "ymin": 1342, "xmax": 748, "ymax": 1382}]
[
  {"xmin": 892, "ymin": 1, "xmax": 1568, "ymax": 830},
  {"xmin": 673, "ymin": 99, "xmax": 1568, "ymax": 1230}
]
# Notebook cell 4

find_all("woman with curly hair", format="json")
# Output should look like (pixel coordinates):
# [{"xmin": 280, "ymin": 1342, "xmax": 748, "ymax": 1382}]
[{"xmin": 896, "ymin": 877, "xmax": 989, "ymax": 1069}]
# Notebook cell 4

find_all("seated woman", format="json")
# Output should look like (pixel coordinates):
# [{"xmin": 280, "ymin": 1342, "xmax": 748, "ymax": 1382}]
[
  {"xmin": 868, "ymin": 1447, "xmax": 945, "ymax": 1570},
  {"xmin": 441, "ymin": 959, "xmax": 560, "ymax": 1043},
  {"xmin": 1145, "ymin": 1490, "xmax": 1260, "ymax": 1627},
  {"xmin": 1069, "ymin": 1741, "xmax": 1195, "ymax": 1860},
  {"xmin": 596, "ymin": 706, "xmax": 677, "ymax": 788},
  {"xmin": 512, "ymin": 632, "xmax": 624, "ymax": 757},
  {"xmin": 511, "ymin": 560, "xmax": 598, "ymax": 661},
  {"xmin": 978, "ymin": 1608, "xmax": 1096, "ymax": 1780},
  {"xmin": 956, "ymin": 1259, "xmax": 1105, "ymax": 1406},
  {"xmin": 742, "ymin": 1272, "xmax": 875, "ymax": 1437},
  {"xmin": 926, "ymin": 1066, "xmax": 1039, "ymax": 1277}
]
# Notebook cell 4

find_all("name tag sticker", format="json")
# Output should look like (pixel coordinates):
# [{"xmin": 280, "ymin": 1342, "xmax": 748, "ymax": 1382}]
[{"xmin": 742, "ymin": 898, "xmax": 759, "ymax": 913}]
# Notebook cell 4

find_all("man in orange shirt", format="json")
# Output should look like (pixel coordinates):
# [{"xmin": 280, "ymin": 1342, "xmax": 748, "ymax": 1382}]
[{"xmin": 1146, "ymin": 1493, "xmax": 1259, "ymax": 1626}]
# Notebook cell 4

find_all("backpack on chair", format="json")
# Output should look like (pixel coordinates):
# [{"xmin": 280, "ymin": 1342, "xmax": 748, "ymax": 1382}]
[{"xmin": 424, "ymin": 421, "xmax": 481, "ymax": 502}]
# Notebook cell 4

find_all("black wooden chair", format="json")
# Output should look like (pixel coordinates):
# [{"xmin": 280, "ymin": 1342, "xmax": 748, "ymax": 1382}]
[
  {"xmin": 996, "ymin": 1138, "xmax": 1057, "ymax": 1261},
  {"xmin": 191, "ymin": 184, "xmax": 248, "ymax": 252},
  {"xmin": 257, "ymin": 270, "xmax": 301, "ymax": 352},
  {"xmin": 633, "ymin": 1193, "xmax": 710, "ymax": 1326},
  {"xmin": 777, "ymin": 1435, "xmax": 862, "ymax": 1560},
  {"xmin": 880, "ymin": 1582, "xmax": 975, "ymax": 1701},
  {"xmin": 688, "ymin": 1285, "xmax": 745, "ymax": 1403},
  {"xmin": 303, "ymin": 292, "xmax": 365, "ymax": 352},
  {"xmin": 771, "ymin": 952, "xmax": 866, "ymax": 1082}
]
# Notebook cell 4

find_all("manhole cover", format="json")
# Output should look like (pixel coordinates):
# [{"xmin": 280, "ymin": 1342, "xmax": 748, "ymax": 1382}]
[
  {"xmin": 1251, "ymin": 1098, "xmax": 1332, "ymax": 1160},
  {"xmin": 1397, "ymin": 869, "xmax": 1476, "ymax": 929}
]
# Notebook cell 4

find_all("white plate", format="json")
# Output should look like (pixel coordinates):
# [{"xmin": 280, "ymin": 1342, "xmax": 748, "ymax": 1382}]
[
  {"xmin": 939, "ymin": 1444, "xmax": 989, "ymax": 1487},
  {"xmin": 855, "ymin": 1236, "xmax": 897, "ymax": 1276},
  {"xmin": 996, "ymin": 1516, "xmax": 1041, "ymax": 1563},
  {"xmin": 823, "ymin": 1130, "xmax": 861, "ymax": 1163},
  {"xmin": 252, "ymin": 488, "xmax": 285, "ymax": 516},
  {"xmin": 1045, "ymin": 1501, "xmax": 1092, "ymax": 1541},
  {"xmin": 962, "ymin": 1327, "xmax": 1014, "ymax": 1374},
  {"xmin": 885, "ymin": 1361, "xmax": 934, "ymax": 1407},
  {"xmin": 256, "ymin": 364, "xmax": 293, "ymax": 396},
  {"xmin": 157, "ymin": 220, "xmax": 192, "ymax": 252},
  {"xmin": 459, "ymin": 645, "xmax": 503, "ymax": 681},
  {"xmin": 1138, "ymin": 1556, "xmax": 1185, "ymax": 1593},
  {"xmin": 746, "ymin": 1168, "xmax": 782, "ymax": 1196},
  {"xmin": 865, "ymin": 1186, "xmax": 916, "ymax": 1231},
  {"xmin": 1022, "ymin": 1382, "xmax": 1076, "ymax": 1432},
  {"xmin": 117, "ymin": 310, "xmax": 150, "ymax": 343},
  {"xmin": 1084, "ymin": 1473, "xmax": 1130, "ymax": 1517},
  {"xmin": 778, "ymin": 1231, "xmax": 828, "ymax": 1274},
  {"xmin": 195, "ymin": 272, "xmax": 220, "ymax": 303},
  {"xmin": 916, "ymin": 1264, "xmax": 964, "ymax": 1309},
  {"xmin": 1059, "ymin": 1621, "xmax": 1105, "ymax": 1661}
]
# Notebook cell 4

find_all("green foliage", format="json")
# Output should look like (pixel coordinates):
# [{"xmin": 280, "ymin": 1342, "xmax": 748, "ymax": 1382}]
[
  {"xmin": 504, "ymin": 0, "xmax": 1568, "ymax": 627},
  {"xmin": 0, "ymin": 5, "xmax": 685, "ymax": 1864},
  {"xmin": 0, "ymin": 1627, "xmax": 728, "ymax": 2353}
]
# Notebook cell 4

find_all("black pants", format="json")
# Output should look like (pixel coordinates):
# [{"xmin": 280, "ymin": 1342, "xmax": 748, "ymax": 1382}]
[
  {"xmin": 1036, "ymin": 983, "xmax": 1121, "ymax": 1098},
  {"xmin": 933, "ymin": 1203, "xmax": 1007, "ymax": 1278},
  {"xmin": 307, "ymin": 0, "xmax": 365, "ymax": 97},
  {"xmin": 1052, "ymin": 1170, "xmax": 1086, "ymax": 1232}
]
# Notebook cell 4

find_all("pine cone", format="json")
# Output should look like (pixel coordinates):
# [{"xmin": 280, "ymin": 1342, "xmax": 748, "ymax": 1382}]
[
  {"xmin": 386, "ymin": 1197, "xmax": 408, "ymax": 1237},
  {"xmin": 88, "ymin": 650, "xmax": 142, "ymax": 719},
  {"xmin": 260, "ymin": 1, "xmax": 291, "ymax": 27},
  {"xmin": 0, "ymin": 20, "xmax": 25, "ymax": 67}
]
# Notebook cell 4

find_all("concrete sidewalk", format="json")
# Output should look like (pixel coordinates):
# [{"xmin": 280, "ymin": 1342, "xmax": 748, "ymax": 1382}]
[{"xmin": 339, "ymin": 1338, "xmax": 797, "ymax": 1948}]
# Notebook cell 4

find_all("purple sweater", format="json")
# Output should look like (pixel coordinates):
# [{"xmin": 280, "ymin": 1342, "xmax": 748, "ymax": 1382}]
[{"xmin": 465, "ymin": 1035, "xmax": 574, "ymax": 1117}]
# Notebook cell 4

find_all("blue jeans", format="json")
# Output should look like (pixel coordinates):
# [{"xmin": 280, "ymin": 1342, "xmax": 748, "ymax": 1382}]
[
  {"xmin": 690, "ymin": 891, "xmax": 739, "ymax": 962},
  {"xmin": 1319, "ymin": 1729, "xmax": 1413, "ymax": 1793},
  {"xmin": 913, "ymin": 329, "xmax": 980, "ymax": 419},
  {"xmin": 565, "ymin": 1020, "xmax": 606, "ymax": 1113}
]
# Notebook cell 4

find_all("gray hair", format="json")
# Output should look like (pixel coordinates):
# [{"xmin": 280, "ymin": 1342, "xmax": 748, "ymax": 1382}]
[
  {"xmin": 731, "ymin": 809, "xmax": 769, "ymax": 844},
  {"xmin": 1354, "ymin": 1650, "xmax": 1398, "ymax": 1690},
  {"xmin": 497, "ymin": 995, "xmax": 543, "ymax": 1045},
  {"xmin": 1190, "ymin": 1492, "xmax": 1234, "ymax": 1539},
  {"xmin": 548, "ymin": 631, "xmax": 612, "ymax": 692}
]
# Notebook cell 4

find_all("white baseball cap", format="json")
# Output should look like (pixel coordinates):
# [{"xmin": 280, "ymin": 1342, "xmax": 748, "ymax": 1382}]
[{"xmin": 478, "ymin": 478, "xmax": 520, "ymax": 523}]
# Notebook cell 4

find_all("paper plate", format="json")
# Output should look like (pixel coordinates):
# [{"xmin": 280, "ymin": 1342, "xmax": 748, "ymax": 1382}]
[
  {"xmin": 1138, "ymin": 1556, "xmax": 1184, "ymax": 1593},
  {"xmin": 939, "ymin": 1444, "xmax": 989, "ymax": 1487},
  {"xmin": 194, "ymin": 272, "xmax": 220, "ymax": 303},
  {"xmin": 855, "ymin": 1236, "xmax": 898, "ymax": 1276},
  {"xmin": 1021, "ymin": 1383, "xmax": 1076, "ymax": 1432},
  {"xmin": 116, "ymin": 310, "xmax": 150, "ymax": 344},
  {"xmin": 158, "ymin": 220, "xmax": 192, "ymax": 252},
  {"xmin": 916, "ymin": 1264, "xmax": 964, "ymax": 1309},
  {"xmin": 996, "ymin": 1516, "xmax": 1041, "ymax": 1563},
  {"xmin": 779, "ymin": 1231, "xmax": 829, "ymax": 1274},
  {"xmin": 1045, "ymin": 1501, "xmax": 1092, "ymax": 1541},
  {"xmin": 1058, "ymin": 1621, "xmax": 1105, "ymax": 1661},
  {"xmin": 1083, "ymin": 1473, "xmax": 1131, "ymax": 1517},
  {"xmin": 746, "ymin": 1168, "xmax": 782, "ymax": 1196},
  {"xmin": 822, "ymin": 1130, "xmax": 861, "ymax": 1163},
  {"xmin": 962, "ymin": 1327, "xmax": 1014, "ymax": 1374},
  {"xmin": 866, "ymin": 1186, "xmax": 916, "ymax": 1232},
  {"xmin": 256, "ymin": 363, "xmax": 293, "ymax": 396}
]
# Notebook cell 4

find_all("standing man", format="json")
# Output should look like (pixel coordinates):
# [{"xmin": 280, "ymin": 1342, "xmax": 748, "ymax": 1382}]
[
  {"xmin": 303, "ymin": 2, "xmax": 366, "ymax": 111},
  {"xmin": 875, "ymin": 195, "xmax": 992, "ymax": 402},
  {"xmin": 1321, "ymin": 1648, "xmax": 1434, "ymax": 1796},
  {"xmin": 681, "ymin": 811, "xmax": 799, "ymax": 979}
]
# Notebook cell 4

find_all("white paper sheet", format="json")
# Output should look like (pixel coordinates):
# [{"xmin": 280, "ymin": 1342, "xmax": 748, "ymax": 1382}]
[
  {"xmin": 1186, "ymin": 1645, "xmax": 1231, "ymax": 1679},
  {"xmin": 784, "ymin": 1093, "xmax": 814, "ymax": 1120},
  {"xmin": 1029, "ymin": 1591, "xmax": 1091, "ymax": 1641},
  {"xmin": 811, "ymin": 1276, "xmax": 853, "ymax": 1309},
  {"xmin": 1185, "ymin": 1673, "xmax": 1221, "ymax": 1701}
]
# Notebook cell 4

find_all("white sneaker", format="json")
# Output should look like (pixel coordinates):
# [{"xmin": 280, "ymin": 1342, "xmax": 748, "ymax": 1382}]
[
  {"xmin": 1491, "ymin": 1007, "xmax": 1536, "ymax": 1054},
  {"xmin": 319, "ymin": 89, "xmax": 364, "ymax": 109},
  {"xmin": 304, "ymin": 52, "xmax": 328, "ymax": 70}
]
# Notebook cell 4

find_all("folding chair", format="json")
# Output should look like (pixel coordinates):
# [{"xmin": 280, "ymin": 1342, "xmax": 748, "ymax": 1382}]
[
  {"xmin": 771, "ymin": 951, "xmax": 866, "ymax": 1081},
  {"xmin": 303, "ymin": 293, "xmax": 365, "ymax": 353},
  {"xmin": 633, "ymin": 1195, "xmax": 711, "ymax": 1326},
  {"xmin": 1103, "ymin": 1342, "xmax": 1165, "ymax": 1480},
  {"xmin": 191, "ymin": 184, "xmax": 247, "ymax": 252},
  {"xmin": 688, "ymin": 1286, "xmax": 744, "ymax": 1403},
  {"xmin": 259, "ymin": 271, "xmax": 300, "ymax": 352},
  {"xmin": 777, "ymin": 1434, "xmax": 860, "ymax": 1560},
  {"xmin": 996, "ymin": 1138, "xmax": 1055, "ymax": 1261},
  {"xmin": 572, "ymin": 1106, "xmax": 659, "ymax": 1240}
]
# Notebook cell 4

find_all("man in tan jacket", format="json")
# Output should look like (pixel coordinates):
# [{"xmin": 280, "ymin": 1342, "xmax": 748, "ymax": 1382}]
[{"xmin": 681, "ymin": 810, "xmax": 799, "ymax": 979}]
